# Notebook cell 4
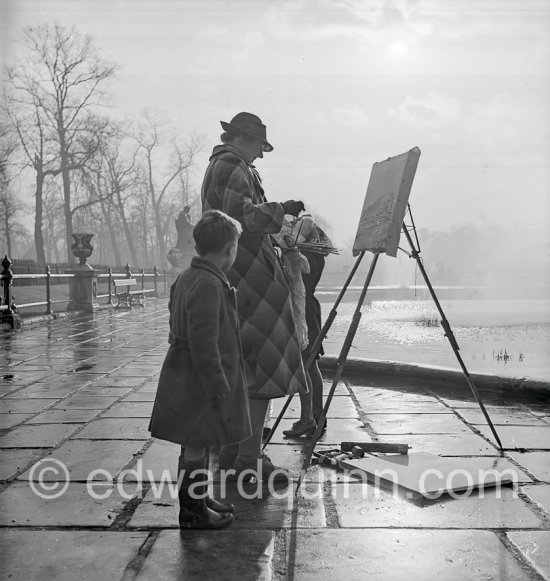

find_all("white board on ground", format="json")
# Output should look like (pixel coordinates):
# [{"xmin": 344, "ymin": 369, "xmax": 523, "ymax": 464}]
[
  {"xmin": 340, "ymin": 452, "xmax": 513, "ymax": 498},
  {"xmin": 353, "ymin": 147, "xmax": 421, "ymax": 257}
]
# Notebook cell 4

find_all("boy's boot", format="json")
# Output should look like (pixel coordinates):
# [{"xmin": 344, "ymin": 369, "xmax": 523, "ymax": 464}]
[
  {"xmin": 177, "ymin": 457, "xmax": 233, "ymax": 530},
  {"xmin": 204, "ymin": 450, "xmax": 235, "ymax": 513},
  {"xmin": 178, "ymin": 453, "xmax": 235, "ymax": 516}
]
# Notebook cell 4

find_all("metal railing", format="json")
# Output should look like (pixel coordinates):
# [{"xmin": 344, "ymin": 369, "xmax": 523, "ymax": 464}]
[{"xmin": 0, "ymin": 255, "xmax": 168, "ymax": 319}]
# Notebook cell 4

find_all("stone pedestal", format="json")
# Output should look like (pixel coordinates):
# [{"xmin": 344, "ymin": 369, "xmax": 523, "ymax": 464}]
[
  {"xmin": 67, "ymin": 263, "xmax": 99, "ymax": 313},
  {"xmin": 67, "ymin": 233, "xmax": 99, "ymax": 313}
]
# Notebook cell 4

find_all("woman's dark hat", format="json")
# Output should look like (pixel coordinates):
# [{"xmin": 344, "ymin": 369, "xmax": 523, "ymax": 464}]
[{"xmin": 220, "ymin": 112, "xmax": 273, "ymax": 152}]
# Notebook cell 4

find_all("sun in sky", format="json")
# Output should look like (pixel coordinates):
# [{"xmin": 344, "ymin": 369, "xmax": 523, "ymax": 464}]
[{"xmin": 389, "ymin": 40, "xmax": 409, "ymax": 58}]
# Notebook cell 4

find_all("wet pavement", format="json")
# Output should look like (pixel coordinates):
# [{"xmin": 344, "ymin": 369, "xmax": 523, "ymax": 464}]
[{"xmin": 1, "ymin": 300, "xmax": 549, "ymax": 580}]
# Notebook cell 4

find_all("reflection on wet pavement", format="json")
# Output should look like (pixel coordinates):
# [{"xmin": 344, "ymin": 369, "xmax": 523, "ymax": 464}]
[{"xmin": 1, "ymin": 299, "xmax": 549, "ymax": 580}]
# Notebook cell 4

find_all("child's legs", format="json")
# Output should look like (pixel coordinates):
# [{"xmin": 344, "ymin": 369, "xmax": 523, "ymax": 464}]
[
  {"xmin": 309, "ymin": 359, "xmax": 324, "ymax": 422},
  {"xmin": 238, "ymin": 398, "xmax": 270, "ymax": 459},
  {"xmin": 299, "ymin": 371, "xmax": 314, "ymax": 422},
  {"xmin": 178, "ymin": 446, "xmax": 209, "ymax": 505}
]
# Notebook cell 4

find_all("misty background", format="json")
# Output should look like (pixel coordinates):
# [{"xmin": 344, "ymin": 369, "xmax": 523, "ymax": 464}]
[{"xmin": 1, "ymin": 0, "xmax": 549, "ymax": 292}]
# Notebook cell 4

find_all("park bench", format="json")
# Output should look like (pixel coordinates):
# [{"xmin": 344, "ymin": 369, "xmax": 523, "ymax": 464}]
[{"xmin": 112, "ymin": 278, "xmax": 145, "ymax": 309}]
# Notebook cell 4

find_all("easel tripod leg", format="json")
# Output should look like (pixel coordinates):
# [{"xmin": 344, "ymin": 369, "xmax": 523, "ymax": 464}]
[
  {"xmin": 401, "ymin": 224, "xmax": 503, "ymax": 451},
  {"xmin": 295, "ymin": 253, "xmax": 380, "ymax": 493}
]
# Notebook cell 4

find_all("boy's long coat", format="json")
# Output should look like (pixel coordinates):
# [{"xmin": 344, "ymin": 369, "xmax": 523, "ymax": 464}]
[
  {"xmin": 202, "ymin": 144, "xmax": 307, "ymax": 399},
  {"xmin": 149, "ymin": 258, "xmax": 252, "ymax": 447}
]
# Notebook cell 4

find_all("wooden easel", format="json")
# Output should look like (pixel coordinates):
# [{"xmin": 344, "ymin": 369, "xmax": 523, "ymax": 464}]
[{"xmin": 288, "ymin": 205, "xmax": 503, "ymax": 493}]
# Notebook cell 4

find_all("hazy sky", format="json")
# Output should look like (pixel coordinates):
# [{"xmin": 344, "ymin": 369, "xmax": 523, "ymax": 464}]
[{"xmin": 2, "ymin": 0, "xmax": 549, "ymax": 253}]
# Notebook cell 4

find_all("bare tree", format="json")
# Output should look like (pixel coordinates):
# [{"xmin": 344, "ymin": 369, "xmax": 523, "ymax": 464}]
[
  {"xmin": 5, "ymin": 23, "xmax": 115, "ymax": 262},
  {"xmin": 135, "ymin": 111, "xmax": 200, "ymax": 266},
  {"xmin": 2, "ymin": 87, "xmax": 62, "ymax": 263},
  {"xmin": 42, "ymin": 180, "xmax": 64, "ymax": 263},
  {"xmin": 0, "ymin": 123, "xmax": 29, "ymax": 257},
  {"xmin": 84, "ymin": 121, "xmax": 141, "ymax": 266}
]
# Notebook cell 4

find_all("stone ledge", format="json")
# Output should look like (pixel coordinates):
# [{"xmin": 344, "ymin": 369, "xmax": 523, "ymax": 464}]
[{"xmin": 319, "ymin": 355, "xmax": 550, "ymax": 395}]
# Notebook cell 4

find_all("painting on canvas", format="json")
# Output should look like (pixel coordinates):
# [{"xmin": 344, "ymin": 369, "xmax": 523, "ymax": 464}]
[{"xmin": 353, "ymin": 147, "xmax": 421, "ymax": 257}]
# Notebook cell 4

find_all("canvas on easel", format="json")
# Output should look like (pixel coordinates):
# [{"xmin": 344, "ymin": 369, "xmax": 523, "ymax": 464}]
[{"xmin": 353, "ymin": 147, "xmax": 421, "ymax": 257}]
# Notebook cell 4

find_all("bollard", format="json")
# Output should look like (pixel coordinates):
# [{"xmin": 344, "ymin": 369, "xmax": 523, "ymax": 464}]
[
  {"xmin": 107, "ymin": 267, "xmax": 113, "ymax": 305},
  {"xmin": 0, "ymin": 255, "xmax": 22, "ymax": 328},
  {"xmin": 45, "ymin": 265, "xmax": 53, "ymax": 315},
  {"xmin": 153, "ymin": 266, "xmax": 160, "ymax": 298}
]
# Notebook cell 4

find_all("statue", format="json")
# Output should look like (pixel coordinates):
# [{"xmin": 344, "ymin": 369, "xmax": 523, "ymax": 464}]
[{"xmin": 167, "ymin": 206, "xmax": 195, "ymax": 271}]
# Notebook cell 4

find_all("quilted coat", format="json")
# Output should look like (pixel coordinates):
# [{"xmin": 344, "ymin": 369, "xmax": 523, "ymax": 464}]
[
  {"xmin": 201, "ymin": 144, "xmax": 307, "ymax": 399},
  {"xmin": 149, "ymin": 257, "xmax": 252, "ymax": 447}
]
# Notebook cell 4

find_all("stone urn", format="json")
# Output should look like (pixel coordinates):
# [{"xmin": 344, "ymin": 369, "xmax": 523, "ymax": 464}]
[{"xmin": 71, "ymin": 233, "xmax": 95, "ymax": 266}]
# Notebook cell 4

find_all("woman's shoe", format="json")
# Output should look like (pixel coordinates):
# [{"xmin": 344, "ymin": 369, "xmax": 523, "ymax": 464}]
[{"xmin": 282, "ymin": 419, "xmax": 317, "ymax": 438}]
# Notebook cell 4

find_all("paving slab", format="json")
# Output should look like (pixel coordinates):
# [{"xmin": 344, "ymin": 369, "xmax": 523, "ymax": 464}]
[
  {"xmin": 129, "ymin": 481, "xmax": 325, "ymax": 529},
  {"xmin": 8, "ymin": 384, "xmax": 80, "ymax": 399},
  {"xmin": 443, "ymin": 456, "xmax": 532, "ymax": 484},
  {"xmin": 0, "ymin": 371, "xmax": 52, "ymax": 393},
  {"xmin": 136, "ymin": 530, "xmax": 273, "ymax": 581},
  {"xmin": 527, "ymin": 405, "xmax": 550, "ymax": 419},
  {"xmin": 350, "ymin": 386, "xmax": 436, "ymax": 407},
  {"xmin": 123, "ymin": 390, "xmax": 156, "ymax": 402},
  {"xmin": 52, "ymin": 394, "xmax": 122, "ymax": 409},
  {"xmin": 332, "ymin": 481, "xmax": 540, "ymax": 529},
  {"xmin": 124, "ymin": 438, "xmax": 179, "ymax": 482},
  {"xmin": 283, "ymin": 529, "xmax": 532, "ymax": 581},
  {"xmin": 356, "ymin": 400, "xmax": 452, "ymax": 414},
  {"xmin": 476, "ymin": 425, "xmax": 550, "ymax": 450},
  {"xmin": 0, "ymin": 424, "xmax": 78, "ymax": 448},
  {"xmin": 0, "ymin": 449, "xmax": 44, "ymax": 480},
  {"xmin": 520, "ymin": 484, "xmax": 550, "ymax": 515},
  {"xmin": 456, "ymin": 407, "xmax": 548, "ymax": 426},
  {"xmin": 0, "ymin": 398, "xmax": 55, "ymax": 413},
  {"xmin": 0, "ymin": 482, "xmax": 126, "ymax": 526},
  {"xmin": 90, "ymin": 375, "xmax": 149, "ymax": 388},
  {"xmin": 364, "ymin": 413, "xmax": 471, "ymax": 434},
  {"xmin": 53, "ymin": 372, "xmax": 107, "ymax": 385},
  {"xmin": 74, "ymin": 418, "xmax": 151, "ymax": 440},
  {"xmin": 112, "ymin": 365, "xmax": 159, "ymax": 377},
  {"xmin": 0, "ymin": 413, "xmax": 31, "ymax": 429},
  {"xmin": 269, "ymin": 394, "xmax": 358, "ymax": 419},
  {"xmin": 269, "ymin": 418, "xmax": 371, "ymax": 446},
  {"xmin": 18, "ymin": 439, "xmax": 144, "ymax": 482},
  {"xmin": 508, "ymin": 451, "xmax": 550, "ymax": 483},
  {"xmin": 437, "ymin": 396, "xmax": 484, "ymax": 408},
  {"xmin": 321, "ymin": 380, "xmax": 349, "ymax": 396},
  {"xmin": 0, "ymin": 530, "xmax": 147, "ymax": 581},
  {"xmin": 508, "ymin": 531, "xmax": 550, "ymax": 581},
  {"xmin": 101, "ymin": 401, "xmax": 153, "ymax": 418},
  {"xmin": 77, "ymin": 386, "xmax": 133, "ymax": 397},
  {"xmin": 382, "ymin": 433, "xmax": 499, "ymax": 456},
  {"xmin": 136, "ymin": 383, "xmax": 159, "ymax": 394},
  {"xmin": 25, "ymin": 408, "xmax": 101, "ymax": 424},
  {"xmin": 67, "ymin": 360, "xmax": 122, "ymax": 374}
]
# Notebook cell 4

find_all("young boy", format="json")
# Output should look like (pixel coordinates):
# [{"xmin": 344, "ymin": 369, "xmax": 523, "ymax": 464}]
[{"xmin": 149, "ymin": 210, "xmax": 251, "ymax": 530}]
